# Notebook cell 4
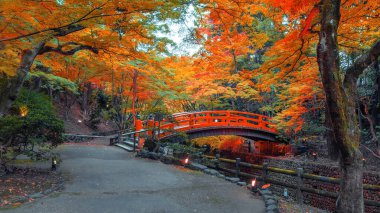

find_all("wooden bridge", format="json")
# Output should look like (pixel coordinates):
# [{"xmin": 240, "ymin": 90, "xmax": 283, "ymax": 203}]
[
  {"xmin": 136, "ymin": 110, "xmax": 278, "ymax": 141},
  {"xmin": 113, "ymin": 110, "xmax": 278, "ymax": 151}
]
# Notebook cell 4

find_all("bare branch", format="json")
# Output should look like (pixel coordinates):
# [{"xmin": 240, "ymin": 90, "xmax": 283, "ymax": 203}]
[
  {"xmin": 39, "ymin": 42, "xmax": 98, "ymax": 55},
  {"xmin": 361, "ymin": 144, "xmax": 380, "ymax": 160},
  {"xmin": 343, "ymin": 40, "xmax": 380, "ymax": 88}
]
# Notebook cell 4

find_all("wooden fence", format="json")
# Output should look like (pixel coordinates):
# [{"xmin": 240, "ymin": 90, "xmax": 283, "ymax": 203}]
[{"xmin": 202, "ymin": 155, "xmax": 380, "ymax": 207}]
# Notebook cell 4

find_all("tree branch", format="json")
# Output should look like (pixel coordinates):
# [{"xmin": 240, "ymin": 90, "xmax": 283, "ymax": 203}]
[
  {"xmin": 0, "ymin": 2, "xmax": 108, "ymax": 42},
  {"xmin": 343, "ymin": 40, "xmax": 380, "ymax": 88},
  {"xmin": 361, "ymin": 144, "xmax": 380, "ymax": 160},
  {"xmin": 39, "ymin": 42, "xmax": 98, "ymax": 55}
]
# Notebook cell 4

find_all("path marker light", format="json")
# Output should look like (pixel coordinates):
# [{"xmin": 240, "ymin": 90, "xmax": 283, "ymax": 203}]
[
  {"xmin": 19, "ymin": 105, "xmax": 28, "ymax": 117},
  {"xmin": 250, "ymin": 178, "xmax": 258, "ymax": 192},
  {"xmin": 251, "ymin": 178, "xmax": 256, "ymax": 187},
  {"xmin": 184, "ymin": 157, "xmax": 189, "ymax": 164},
  {"xmin": 51, "ymin": 157, "xmax": 57, "ymax": 171},
  {"xmin": 312, "ymin": 152, "xmax": 317, "ymax": 161}
]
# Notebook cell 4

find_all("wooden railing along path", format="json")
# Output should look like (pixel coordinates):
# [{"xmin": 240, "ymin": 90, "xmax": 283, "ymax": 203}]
[{"xmin": 202, "ymin": 155, "xmax": 380, "ymax": 207}]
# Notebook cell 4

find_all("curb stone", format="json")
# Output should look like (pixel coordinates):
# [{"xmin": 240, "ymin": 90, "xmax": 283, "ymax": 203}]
[
  {"xmin": 225, "ymin": 177, "xmax": 240, "ymax": 183},
  {"xmin": 203, "ymin": 169, "xmax": 220, "ymax": 176},
  {"xmin": 3, "ymin": 177, "xmax": 65, "ymax": 208},
  {"xmin": 259, "ymin": 189, "xmax": 280, "ymax": 213},
  {"xmin": 217, "ymin": 174, "xmax": 225, "ymax": 179},
  {"xmin": 28, "ymin": 193, "xmax": 43, "ymax": 199}
]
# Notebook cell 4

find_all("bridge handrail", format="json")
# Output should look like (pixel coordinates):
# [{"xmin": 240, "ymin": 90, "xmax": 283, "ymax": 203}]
[
  {"xmin": 121, "ymin": 129, "xmax": 147, "ymax": 137},
  {"xmin": 159, "ymin": 110, "xmax": 277, "ymax": 135}
]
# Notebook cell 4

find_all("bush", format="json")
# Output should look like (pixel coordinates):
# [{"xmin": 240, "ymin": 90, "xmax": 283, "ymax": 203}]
[
  {"xmin": 143, "ymin": 137, "xmax": 157, "ymax": 152},
  {"xmin": 0, "ymin": 89, "xmax": 64, "ymax": 167},
  {"xmin": 161, "ymin": 131, "xmax": 188, "ymax": 144}
]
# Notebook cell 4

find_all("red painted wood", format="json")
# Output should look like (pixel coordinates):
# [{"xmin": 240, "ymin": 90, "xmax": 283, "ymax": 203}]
[{"xmin": 138, "ymin": 110, "xmax": 277, "ymax": 138}]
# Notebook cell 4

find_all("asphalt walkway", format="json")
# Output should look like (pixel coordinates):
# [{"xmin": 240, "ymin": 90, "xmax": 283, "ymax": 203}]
[{"xmin": 5, "ymin": 141, "xmax": 265, "ymax": 213}]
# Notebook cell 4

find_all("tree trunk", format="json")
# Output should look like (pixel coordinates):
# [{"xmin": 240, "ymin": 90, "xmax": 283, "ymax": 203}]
[
  {"xmin": 0, "ymin": 42, "xmax": 46, "ymax": 116},
  {"xmin": 372, "ymin": 60, "xmax": 380, "ymax": 144},
  {"xmin": 325, "ymin": 105, "xmax": 339, "ymax": 161},
  {"xmin": 337, "ymin": 149, "xmax": 364, "ymax": 213},
  {"xmin": 317, "ymin": 1, "xmax": 364, "ymax": 212}
]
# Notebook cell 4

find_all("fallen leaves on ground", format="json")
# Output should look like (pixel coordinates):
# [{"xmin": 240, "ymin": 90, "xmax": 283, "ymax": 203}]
[{"xmin": 0, "ymin": 168, "xmax": 63, "ymax": 209}]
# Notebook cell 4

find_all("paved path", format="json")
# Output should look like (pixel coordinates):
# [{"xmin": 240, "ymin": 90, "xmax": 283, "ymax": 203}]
[{"xmin": 5, "ymin": 141, "xmax": 265, "ymax": 213}]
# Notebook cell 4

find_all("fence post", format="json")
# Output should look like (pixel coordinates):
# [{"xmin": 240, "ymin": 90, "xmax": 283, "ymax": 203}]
[
  {"xmin": 133, "ymin": 131, "xmax": 136, "ymax": 152},
  {"xmin": 296, "ymin": 167, "xmax": 304, "ymax": 204},
  {"xmin": 109, "ymin": 137, "xmax": 114, "ymax": 145},
  {"xmin": 262, "ymin": 162, "xmax": 268, "ymax": 181},
  {"xmin": 236, "ymin": 158, "xmax": 241, "ymax": 178},
  {"xmin": 215, "ymin": 153, "xmax": 220, "ymax": 169}
]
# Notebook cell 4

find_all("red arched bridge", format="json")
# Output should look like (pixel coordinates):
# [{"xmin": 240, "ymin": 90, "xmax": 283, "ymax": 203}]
[{"xmin": 135, "ymin": 110, "xmax": 278, "ymax": 142}]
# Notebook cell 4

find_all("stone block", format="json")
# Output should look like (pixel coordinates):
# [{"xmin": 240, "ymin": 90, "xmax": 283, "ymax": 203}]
[
  {"xmin": 189, "ymin": 163, "xmax": 208, "ymax": 171},
  {"xmin": 266, "ymin": 204, "xmax": 279, "ymax": 212},
  {"xmin": 225, "ymin": 177, "xmax": 240, "ymax": 183},
  {"xmin": 203, "ymin": 169, "xmax": 220, "ymax": 176},
  {"xmin": 28, "ymin": 193, "xmax": 43, "ymax": 199}
]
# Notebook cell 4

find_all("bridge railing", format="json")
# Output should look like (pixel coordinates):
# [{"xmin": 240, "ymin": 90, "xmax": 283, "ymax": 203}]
[{"xmin": 145, "ymin": 110, "xmax": 277, "ymax": 138}]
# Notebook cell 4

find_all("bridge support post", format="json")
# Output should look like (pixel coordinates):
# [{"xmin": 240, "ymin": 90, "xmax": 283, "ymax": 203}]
[
  {"xmin": 189, "ymin": 114, "xmax": 194, "ymax": 128},
  {"xmin": 296, "ymin": 168, "xmax": 304, "ymax": 205},
  {"xmin": 206, "ymin": 113, "xmax": 210, "ymax": 124},
  {"xmin": 235, "ymin": 158, "xmax": 241, "ymax": 178},
  {"xmin": 226, "ymin": 111, "xmax": 230, "ymax": 124}
]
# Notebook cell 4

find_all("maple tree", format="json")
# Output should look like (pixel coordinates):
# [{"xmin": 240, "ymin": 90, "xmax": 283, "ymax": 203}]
[
  {"xmin": 248, "ymin": 1, "xmax": 379, "ymax": 211},
  {"xmin": 181, "ymin": 1, "xmax": 379, "ymax": 212},
  {"xmin": 0, "ymin": 0, "xmax": 189, "ymax": 116}
]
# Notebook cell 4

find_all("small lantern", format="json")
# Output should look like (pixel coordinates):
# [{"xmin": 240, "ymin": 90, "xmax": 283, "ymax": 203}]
[
  {"xmin": 250, "ymin": 178, "xmax": 258, "ymax": 192},
  {"xmin": 51, "ymin": 157, "xmax": 57, "ymax": 171},
  {"xmin": 312, "ymin": 152, "xmax": 317, "ymax": 161},
  {"xmin": 184, "ymin": 157, "xmax": 189, "ymax": 164},
  {"xmin": 362, "ymin": 158, "xmax": 366, "ymax": 167},
  {"xmin": 20, "ymin": 105, "xmax": 28, "ymax": 117}
]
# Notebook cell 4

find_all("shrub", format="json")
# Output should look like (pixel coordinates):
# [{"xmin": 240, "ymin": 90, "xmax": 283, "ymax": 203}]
[{"xmin": 0, "ymin": 89, "xmax": 64, "ymax": 168}]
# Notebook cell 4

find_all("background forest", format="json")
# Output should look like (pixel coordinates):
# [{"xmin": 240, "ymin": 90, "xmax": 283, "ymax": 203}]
[
  {"xmin": 1, "ymin": 0, "xmax": 379, "ymax": 160},
  {"xmin": 0, "ymin": 1, "xmax": 379, "ymax": 211}
]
